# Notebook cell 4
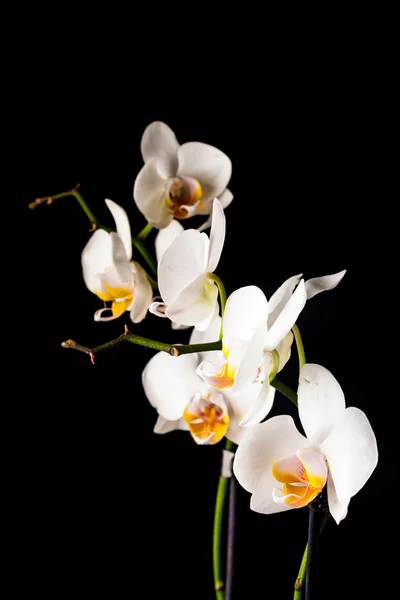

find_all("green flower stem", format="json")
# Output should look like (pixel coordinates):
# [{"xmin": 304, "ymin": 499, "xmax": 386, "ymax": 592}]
[
  {"xmin": 208, "ymin": 274, "xmax": 227, "ymax": 340},
  {"xmin": 269, "ymin": 350, "xmax": 280, "ymax": 383},
  {"xmin": 270, "ymin": 377, "xmax": 298, "ymax": 406},
  {"xmin": 213, "ymin": 438, "xmax": 237, "ymax": 599},
  {"xmin": 294, "ymin": 512, "xmax": 329, "ymax": 599},
  {"xmin": 61, "ymin": 327, "xmax": 222, "ymax": 363},
  {"xmin": 29, "ymin": 185, "xmax": 158, "ymax": 276},
  {"xmin": 137, "ymin": 223, "xmax": 153, "ymax": 240},
  {"xmin": 292, "ymin": 324, "xmax": 306, "ymax": 370}
]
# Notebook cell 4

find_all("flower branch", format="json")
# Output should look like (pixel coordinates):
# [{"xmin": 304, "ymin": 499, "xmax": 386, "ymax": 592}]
[
  {"xmin": 61, "ymin": 325, "xmax": 222, "ymax": 363},
  {"xmin": 29, "ymin": 184, "xmax": 158, "ymax": 276}
]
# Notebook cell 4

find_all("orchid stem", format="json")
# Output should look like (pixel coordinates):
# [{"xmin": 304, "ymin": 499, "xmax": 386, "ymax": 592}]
[
  {"xmin": 270, "ymin": 377, "xmax": 298, "ymax": 406},
  {"xmin": 29, "ymin": 185, "xmax": 158, "ymax": 276},
  {"xmin": 61, "ymin": 327, "xmax": 222, "ymax": 363},
  {"xmin": 213, "ymin": 438, "xmax": 236, "ymax": 600},
  {"xmin": 208, "ymin": 274, "xmax": 227, "ymax": 340},
  {"xmin": 137, "ymin": 223, "xmax": 153, "ymax": 240},
  {"xmin": 292, "ymin": 324, "xmax": 306, "ymax": 370}
]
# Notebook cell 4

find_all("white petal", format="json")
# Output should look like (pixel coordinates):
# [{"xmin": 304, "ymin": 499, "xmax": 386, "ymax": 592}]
[
  {"xmin": 133, "ymin": 158, "xmax": 171, "ymax": 228},
  {"xmin": 155, "ymin": 219, "xmax": 184, "ymax": 263},
  {"xmin": 233, "ymin": 324, "xmax": 267, "ymax": 393},
  {"xmin": 233, "ymin": 416, "xmax": 308, "ymax": 514},
  {"xmin": 276, "ymin": 331, "xmax": 294, "ymax": 372},
  {"xmin": 320, "ymin": 407, "xmax": 378, "ymax": 502},
  {"xmin": 218, "ymin": 188, "xmax": 234, "ymax": 210},
  {"xmin": 250, "ymin": 491, "xmax": 294, "ymax": 514},
  {"xmin": 264, "ymin": 279, "xmax": 307, "ymax": 350},
  {"xmin": 267, "ymin": 274, "xmax": 302, "ymax": 327},
  {"xmin": 140, "ymin": 121, "xmax": 179, "ymax": 177},
  {"xmin": 239, "ymin": 380, "xmax": 276, "ymax": 427},
  {"xmin": 177, "ymin": 142, "xmax": 232, "ymax": 201},
  {"xmin": 158, "ymin": 229, "xmax": 207, "ymax": 304},
  {"xmin": 305, "ymin": 270, "xmax": 347, "ymax": 300},
  {"xmin": 130, "ymin": 262, "xmax": 153, "ymax": 323},
  {"xmin": 197, "ymin": 188, "xmax": 234, "ymax": 220},
  {"xmin": 105, "ymin": 199, "xmax": 132, "ymax": 260},
  {"xmin": 142, "ymin": 351, "xmax": 201, "ymax": 420},
  {"xmin": 165, "ymin": 275, "xmax": 218, "ymax": 327},
  {"xmin": 153, "ymin": 415, "xmax": 189, "ymax": 434},
  {"xmin": 206, "ymin": 199, "xmax": 226, "ymax": 273},
  {"xmin": 81, "ymin": 229, "xmax": 112, "ymax": 293},
  {"xmin": 298, "ymin": 364, "xmax": 346, "ymax": 443},
  {"xmin": 327, "ymin": 472, "xmax": 349, "ymax": 524},
  {"xmin": 110, "ymin": 233, "xmax": 132, "ymax": 284},
  {"xmin": 171, "ymin": 322, "xmax": 191, "ymax": 330},
  {"xmin": 194, "ymin": 301, "xmax": 219, "ymax": 332},
  {"xmin": 223, "ymin": 286, "xmax": 268, "ymax": 350}
]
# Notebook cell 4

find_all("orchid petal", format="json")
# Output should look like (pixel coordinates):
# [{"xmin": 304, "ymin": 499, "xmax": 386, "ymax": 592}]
[
  {"xmin": 268, "ymin": 274, "xmax": 302, "ymax": 317},
  {"xmin": 223, "ymin": 286, "xmax": 268, "ymax": 351},
  {"xmin": 194, "ymin": 301, "xmax": 219, "ymax": 332},
  {"xmin": 305, "ymin": 270, "xmax": 347, "ymax": 300},
  {"xmin": 130, "ymin": 262, "xmax": 153, "ymax": 323},
  {"xmin": 158, "ymin": 229, "xmax": 207, "ymax": 304},
  {"xmin": 81, "ymin": 229, "xmax": 112, "ymax": 293},
  {"xmin": 327, "ymin": 472, "xmax": 349, "ymax": 524},
  {"xmin": 320, "ymin": 407, "xmax": 378, "ymax": 502},
  {"xmin": 264, "ymin": 279, "xmax": 307, "ymax": 350},
  {"xmin": 105, "ymin": 199, "xmax": 132, "ymax": 260},
  {"xmin": 298, "ymin": 364, "xmax": 346, "ymax": 443},
  {"xmin": 239, "ymin": 380, "xmax": 276, "ymax": 427},
  {"xmin": 153, "ymin": 415, "xmax": 189, "ymax": 434},
  {"xmin": 276, "ymin": 331, "xmax": 294, "ymax": 372},
  {"xmin": 140, "ymin": 121, "xmax": 179, "ymax": 177},
  {"xmin": 110, "ymin": 233, "xmax": 132, "ymax": 283},
  {"xmin": 190, "ymin": 316, "xmax": 221, "ymax": 361},
  {"xmin": 177, "ymin": 142, "xmax": 232, "ymax": 202},
  {"xmin": 155, "ymin": 219, "xmax": 184, "ymax": 263},
  {"xmin": 166, "ymin": 275, "xmax": 218, "ymax": 327},
  {"xmin": 233, "ymin": 416, "xmax": 308, "ymax": 514},
  {"xmin": 142, "ymin": 351, "xmax": 201, "ymax": 421},
  {"xmin": 149, "ymin": 302, "xmax": 168, "ymax": 318},
  {"xmin": 133, "ymin": 158, "xmax": 171, "ymax": 228},
  {"xmin": 233, "ymin": 324, "xmax": 267, "ymax": 393},
  {"xmin": 206, "ymin": 199, "xmax": 226, "ymax": 273}
]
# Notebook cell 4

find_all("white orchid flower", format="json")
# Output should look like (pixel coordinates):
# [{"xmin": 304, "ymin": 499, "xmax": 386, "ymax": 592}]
[
  {"xmin": 196, "ymin": 270, "xmax": 347, "ymax": 426},
  {"xmin": 81, "ymin": 199, "xmax": 152, "ymax": 323},
  {"xmin": 133, "ymin": 121, "xmax": 233, "ymax": 229},
  {"xmin": 142, "ymin": 318, "xmax": 264, "ymax": 445},
  {"xmin": 234, "ymin": 364, "xmax": 378, "ymax": 524},
  {"xmin": 149, "ymin": 198, "xmax": 225, "ymax": 331}
]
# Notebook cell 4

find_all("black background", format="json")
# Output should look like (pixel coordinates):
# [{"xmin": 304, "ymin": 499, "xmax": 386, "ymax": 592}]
[{"xmin": 19, "ymin": 55, "xmax": 396, "ymax": 599}]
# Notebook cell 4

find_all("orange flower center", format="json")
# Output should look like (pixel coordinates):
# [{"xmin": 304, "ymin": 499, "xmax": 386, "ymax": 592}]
[{"xmin": 165, "ymin": 176, "xmax": 203, "ymax": 219}]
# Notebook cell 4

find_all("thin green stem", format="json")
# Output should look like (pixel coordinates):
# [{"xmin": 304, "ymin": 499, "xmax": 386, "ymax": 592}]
[
  {"xmin": 61, "ymin": 327, "xmax": 222, "ymax": 363},
  {"xmin": 213, "ymin": 438, "xmax": 236, "ymax": 599},
  {"xmin": 137, "ymin": 223, "xmax": 153, "ymax": 240},
  {"xmin": 292, "ymin": 324, "xmax": 306, "ymax": 370},
  {"xmin": 270, "ymin": 377, "xmax": 298, "ymax": 406},
  {"xmin": 29, "ymin": 185, "xmax": 158, "ymax": 276},
  {"xmin": 208, "ymin": 274, "xmax": 227, "ymax": 340}
]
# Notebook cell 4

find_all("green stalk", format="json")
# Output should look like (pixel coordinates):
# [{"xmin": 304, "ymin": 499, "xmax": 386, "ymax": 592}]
[
  {"xmin": 208, "ymin": 274, "xmax": 227, "ymax": 340},
  {"xmin": 292, "ymin": 324, "xmax": 306, "ymax": 370},
  {"xmin": 137, "ymin": 223, "xmax": 153, "ymax": 240}
]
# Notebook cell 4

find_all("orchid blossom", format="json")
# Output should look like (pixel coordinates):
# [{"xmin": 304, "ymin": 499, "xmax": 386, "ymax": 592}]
[
  {"xmin": 150, "ymin": 198, "xmax": 225, "ymax": 331},
  {"xmin": 81, "ymin": 199, "xmax": 152, "ymax": 322},
  {"xmin": 234, "ymin": 364, "xmax": 378, "ymax": 524},
  {"xmin": 142, "ymin": 318, "xmax": 265, "ymax": 445},
  {"xmin": 196, "ymin": 270, "xmax": 346, "ymax": 426},
  {"xmin": 133, "ymin": 121, "xmax": 233, "ymax": 229}
]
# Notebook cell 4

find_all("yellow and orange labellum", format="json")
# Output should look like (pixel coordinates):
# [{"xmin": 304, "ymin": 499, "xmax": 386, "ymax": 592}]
[
  {"xmin": 183, "ymin": 401, "xmax": 229, "ymax": 445},
  {"xmin": 165, "ymin": 176, "xmax": 203, "ymax": 219},
  {"xmin": 202, "ymin": 362, "xmax": 236, "ymax": 389},
  {"xmin": 272, "ymin": 453, "xmax": 327, "ymax": 509},
  {"xmin": 95, "ymin": 279, "xmax": 133, "ymax": 316}
]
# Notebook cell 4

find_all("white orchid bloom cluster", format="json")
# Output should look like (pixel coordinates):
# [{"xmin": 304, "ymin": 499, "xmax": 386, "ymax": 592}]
[{"xmin": 33, "ymin": 120, "xmax": 379, "ymax": 597}]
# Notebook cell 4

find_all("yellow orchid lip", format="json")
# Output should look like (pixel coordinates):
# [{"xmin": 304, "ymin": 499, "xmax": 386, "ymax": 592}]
[
  {"xmin": 200, "ymin": 362, "xmax": 236, "ymax": 390},
  {"xmin": 183, "ymin": 395, "xmax": 229, "ymax": 445},
  {"xmin": 165, "ymin": 176, "xmax": 203, "ymax": 219},
  {"xmin": 94, "ymin": 279, "xmax": 133, "ymax": 319},
  {"xmin": 272, "ymin": 451, "xmax": 327, "ymax": 509}
]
